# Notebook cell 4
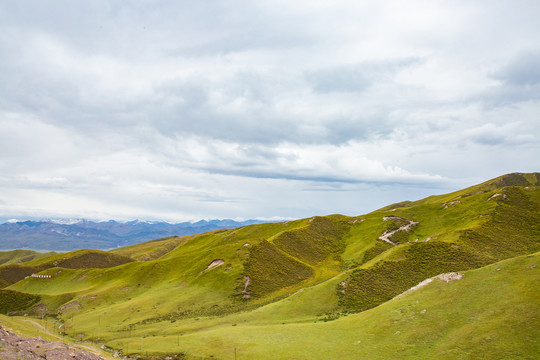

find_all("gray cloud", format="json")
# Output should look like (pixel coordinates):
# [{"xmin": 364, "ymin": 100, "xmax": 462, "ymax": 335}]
[
  {"xmin": 479, "ymin": 51, "xmax": 540, "ymax": 107},
  {"xmin": 306, "ymin": 58, "xmax": 421, "ymax": 94},
  {"xmin": 494, "ymin": 51, "xmax": 540, "ymax": 86},
  {"xmin": 464, "ymin": 123, "xmax": 536, "ymax": 146},
  {"xmin": 1, "ymin": 0, "xmax": 539, "ymax": 221}
]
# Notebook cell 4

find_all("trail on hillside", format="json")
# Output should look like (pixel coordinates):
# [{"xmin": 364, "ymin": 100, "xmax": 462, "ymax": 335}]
[
  {"xmin": 0, "ymin": 325, "xmax": 108, "ymax": 360},
  {"xmin": 378, "ymin": 216, "xmax": 419, "ymax": 246}
]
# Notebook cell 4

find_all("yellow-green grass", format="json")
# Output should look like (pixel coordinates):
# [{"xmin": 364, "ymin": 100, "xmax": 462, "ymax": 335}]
[{"xmin": 106, "ymin": 252, "xmax": 539, "ymax": 359}]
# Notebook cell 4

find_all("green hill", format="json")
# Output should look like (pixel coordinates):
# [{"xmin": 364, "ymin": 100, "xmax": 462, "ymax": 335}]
[
  {"xmin": 0, "ymin": 249, "xmax": 134, "ymax": 288},
  {"xmin": 0, "ymin": 250, "xmax": 57, "ymax": 266},
  {"xmin": 0, "ymin": 172, "xmax": 538, "ymax": 359}
]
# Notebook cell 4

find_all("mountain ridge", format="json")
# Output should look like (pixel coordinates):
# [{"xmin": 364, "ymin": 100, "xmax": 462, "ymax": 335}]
[{"xmin": 0, "ymin": 218, "xmax": 269, "ymax": 251}]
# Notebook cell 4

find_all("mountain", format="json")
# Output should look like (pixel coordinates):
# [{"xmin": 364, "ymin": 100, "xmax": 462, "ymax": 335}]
[
  {"xmin": 0, "ymin": 172, "xmax": 538, "ymax": 359},
  {"xmin": 0, "ymin": 218, "xmax": 268, "ymax": 251}
]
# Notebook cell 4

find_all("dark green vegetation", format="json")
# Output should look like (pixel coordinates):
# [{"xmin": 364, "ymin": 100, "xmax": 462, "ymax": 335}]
[
  {"xmin": 0, "ymin": 289, "xmax": 40, "ymax": 314},
  {"xmin": 338, "ymin": 242, "xmax": 485, "ymax": 312},
  {"xmin": 0, "ymin": 249, "xmax": 134, "ymax": 288},
  {"xmin": 243, "ymin": 239, "xmax": 313, "ymax": 298},
  {"xmin": 0, "ymin": 250, "xmax": 57, "ymax": 266},
  {"xmin": 339, "ymin": 183, "xmax": 540, "ymax": 312},
  {"xmin": 0, "ymin": 172, "xmax": 538, "ymax": 359}
]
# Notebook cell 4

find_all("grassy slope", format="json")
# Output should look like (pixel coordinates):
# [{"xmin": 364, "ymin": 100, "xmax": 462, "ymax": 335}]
[
  {"xmin": 0, "ymin": 250, "xmax": 57, "ymax": 266},
  {"xmin": 107, "ymin": 252, "xmax": 540, "ymax": 359},
  {"xmin": 0, "ymin": 249, "xmax": 135, "ymax": 288},
  {"xmin": 2, "ymin": 172, "xmax": 538, "ymax": 359},
  {"xmin": 110, "ymin": 235, "xmax": 187, "ymax": 261},
  {"xmin": 338, "ymin": 175, "xmax": 540, "ymax": 312}
]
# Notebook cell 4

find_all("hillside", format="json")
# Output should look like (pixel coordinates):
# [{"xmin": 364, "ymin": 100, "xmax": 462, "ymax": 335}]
[
  {"xmin": 0, "ymin": 250, "xmax": 57, "ymax": 266},
  {"xmin": 0, "ymin": 172, "xmax": 538, "ymax": 359},
  {"xmin": 0, "ymin": 249, "xmax": 134, "ymax": 288}
]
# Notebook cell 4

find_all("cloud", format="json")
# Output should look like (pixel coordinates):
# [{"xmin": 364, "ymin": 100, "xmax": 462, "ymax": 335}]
[
  {"xmin": 493, "ymin": 51, "xmax": 540, "ymax": 86},
  {"xmin": 0, "ymin": 1, "xmax": 539, "ymax": 221},
  {"xmin": 464, "ymin": 122, "xmax": 536, "ymax": 146},
  {"xmin": 480, "ymin": 51, "xmax": 540, "ymax": 107},
  {"xmin": 306, "ymin": 58, "xmax": 421, "ymax": 94}
]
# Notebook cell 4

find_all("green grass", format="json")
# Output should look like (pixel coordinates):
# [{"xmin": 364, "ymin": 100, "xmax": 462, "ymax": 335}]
[{"xmin": 108, "ymin": 252, "xmax": 540, "ymax": 359}]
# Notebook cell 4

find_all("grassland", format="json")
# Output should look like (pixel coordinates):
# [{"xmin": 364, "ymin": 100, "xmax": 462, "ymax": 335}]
[{"xmin": 0, "ymin": 172, "xmax": 538, "ymax": 359}]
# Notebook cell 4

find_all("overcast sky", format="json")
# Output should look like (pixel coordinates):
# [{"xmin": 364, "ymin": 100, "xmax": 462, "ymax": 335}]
[{"xmin": 1, "ymin": 0, "xmax": 539, "ymax": 223}]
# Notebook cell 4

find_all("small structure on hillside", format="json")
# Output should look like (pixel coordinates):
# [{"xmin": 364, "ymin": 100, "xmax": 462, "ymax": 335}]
[{"xmin": 30, "ymin": 274, "xmax": 52, "ymax": 279}]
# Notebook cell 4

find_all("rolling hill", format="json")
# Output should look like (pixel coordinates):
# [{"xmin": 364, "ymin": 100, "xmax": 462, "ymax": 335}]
[{"xmin": 0, "ymin": 172, "xmax": 538, "ymax": 359}]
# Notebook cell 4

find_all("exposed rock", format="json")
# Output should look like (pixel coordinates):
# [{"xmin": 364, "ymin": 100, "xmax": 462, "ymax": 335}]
[
  {"xmin": 487, "ymin": 193, "xmax": 507, "ymax": 201},
  {"xmin": 442, "ymin": 199, "xmax": 461, "ymax": 208},
  {"xmin": 59, "ymin": 300, "xmax": 80, "ymax": 312},
  {"xmin": 378, "ymin": 216, "xmax": 419, "ymax": 246},
  {"xmin": 0, "ymin": 326, "xmax": 107, "ymax": 360},
  {"xmin": 394, "ymin": 272, "xmax": 464, "ymax": 298},
  {"xmin": 204, "ymin": 259, "xmax": 225, "ymax": 271},
  {"xmin": 242, "ymin": 276, "xmax": 251, "ymax": 299}
]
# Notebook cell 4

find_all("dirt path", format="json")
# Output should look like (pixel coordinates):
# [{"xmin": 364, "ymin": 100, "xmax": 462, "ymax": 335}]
[
  {"xmin": 0, "ymin": 325, "xmax": 109, "ymax": 360},
  {"xmin": 378, "ymin": 216, "xmax": 419, "ymax": 246}
]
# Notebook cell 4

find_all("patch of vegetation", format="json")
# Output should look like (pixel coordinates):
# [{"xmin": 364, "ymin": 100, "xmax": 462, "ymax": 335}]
[
  {"xmin": 383, "ymin": 217, "xmax": 410, "ymax": 231},
  {"xmin": 491, "ymin": 172, "xmax": 536, "ymax": 187},
  {"xmin": 111, "ymin": 236, "xmax": 185, "ymax": 261},
  {"xmin": 243, "ymin": 240, "xmax": 313, "ymax": 298},
  {"xmin": 382, "ymin": 217, "xmax": 418, "ymax": 245},
  {"xmin": 460, "ymin": 186, "xmax": 540, "ymax": 262},
  {"xmin": 52, "ymin": 250, "xmax": 134, "ymax": 269},
  {"xmin": 338, "ymin": 241, "xmax": 485, "ymax": 312},
  {"xmin": 273, "ymin": 216, "xmax": 351, "ymax": 265},
  {"xmin": 0, "ymin": 250, "xmax": 57, "ymax": 266},
  {"xmin": 359, "ymin": 241, "xmax": 393, "ymax": 265},
  {"xmin": 0, "ymin": 250, "xmax": 135, "ymax": 288},
  {"xmin": 132, "ymin": 302, "xmax": 253, "ymax": 326},
  {"xmin": 0, "ymin": 289, "xmax": 40, "ymax": 313},
  {"xmin": 0, "ymin": 264, "xmax": 48, "ymax": 288},
  {"xmin": 377, "ymin": 200, "xmax": 413, "ymax": 212}
]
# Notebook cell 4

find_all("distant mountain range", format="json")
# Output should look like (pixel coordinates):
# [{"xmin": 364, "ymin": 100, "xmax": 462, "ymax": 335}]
[{"xmin": 0, "ymin": 219, "xmax": 267, "ymax": 251}]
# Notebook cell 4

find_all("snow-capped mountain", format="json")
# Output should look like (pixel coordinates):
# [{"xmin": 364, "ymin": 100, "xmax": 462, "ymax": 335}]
[{"xmin": 0, "ymin": 218, "xmax": 267, "ymax": 251}]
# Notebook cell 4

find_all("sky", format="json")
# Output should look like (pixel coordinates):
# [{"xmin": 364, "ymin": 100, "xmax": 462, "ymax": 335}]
[{"xmin": 0, "ymin": 0, "xmax": 539, "ymax": 223}]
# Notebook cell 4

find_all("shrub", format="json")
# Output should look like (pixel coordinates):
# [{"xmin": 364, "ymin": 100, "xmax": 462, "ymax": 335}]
[
  {"xmin": 0, "ymin": 289, "xmax": 41, "ymax": 313},
  {"xmin": 243, "ymin": 240, "xmax": 313, "ymax": 298}
]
